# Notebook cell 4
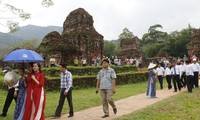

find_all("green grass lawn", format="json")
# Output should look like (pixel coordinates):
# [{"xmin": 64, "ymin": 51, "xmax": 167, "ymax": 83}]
[
  {"xmin": 0, "ymin": 82, "xmax": 148, "ymax": 120},
  {"xmin": 116, "ymin": 88, "xmax": 200, "ymax": 120}
]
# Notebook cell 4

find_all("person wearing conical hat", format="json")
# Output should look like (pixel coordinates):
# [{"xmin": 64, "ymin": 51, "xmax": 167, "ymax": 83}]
[{"xmin": 146, "ymin": 63, "xmax": 157, "ymax": 98}]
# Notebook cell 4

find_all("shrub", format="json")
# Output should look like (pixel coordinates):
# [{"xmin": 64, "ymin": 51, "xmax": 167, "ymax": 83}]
[
  {"xmin": 45, "ymin": 72, "xmax": 148, "ymax": 91},
  {"xmin": 43, "ymin": 65, "xmax": 137, "ymax": 76}
]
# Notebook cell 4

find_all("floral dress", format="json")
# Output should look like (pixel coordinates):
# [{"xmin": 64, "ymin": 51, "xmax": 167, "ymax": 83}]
[{"xmin": 14, "ymin": 77, "xmax": 26, "ymax": 120}]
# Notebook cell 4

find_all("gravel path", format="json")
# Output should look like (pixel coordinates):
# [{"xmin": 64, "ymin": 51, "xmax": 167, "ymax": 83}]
[{"xmin": 46, "ymin": 87, "xmax": 185, "ymax": 120}]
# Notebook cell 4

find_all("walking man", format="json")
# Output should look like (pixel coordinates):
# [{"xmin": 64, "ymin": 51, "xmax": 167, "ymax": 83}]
[
  {"xmin": 96, "ymin": 59, "xmax": 117, "ymax": 118},
  {"xmin": 155, "ymin": 63, "xmax": 165, "ymax": 89},
  {"xmin": 185, "ymin": 60, "xmax": 193, "ymax": 93},
  {"xmin": 191, "ymin": 58, "xmax": 200, "ymax": 88},
  {"xmin": 179, "ymin": 60, "xmax": 186, "ymax": 87},
  {"xmin": 172, "ymin": 62, "xmax": 182, "ymax": 92},
  {"xmin": 165, "ymin": 63, "xmax": 172, "ymax": 89},
  {"xmin": 52, "ymin": 64, "xmax": 74, "ymax": 119},
  {"xmin": 0, "ymin": 66, "xmax": 18, "ymax": 117}
]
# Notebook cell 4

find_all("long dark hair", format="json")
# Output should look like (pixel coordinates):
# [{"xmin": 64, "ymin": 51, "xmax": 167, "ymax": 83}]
[{"xmin": 32, "ymin": 62, "xmax": 42, "ymax": 73}]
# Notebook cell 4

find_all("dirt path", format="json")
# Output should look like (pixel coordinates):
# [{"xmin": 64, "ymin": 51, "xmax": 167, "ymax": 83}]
[{"xmin": 46, "ymin": 87, "xmax": 186, "ymax": 120}]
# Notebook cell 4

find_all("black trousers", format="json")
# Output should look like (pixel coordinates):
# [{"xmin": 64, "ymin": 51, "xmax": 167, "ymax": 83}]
[
  {"xmin": 54, "ymin": 88, "xmax": 74, "ymax": 116},
  {"xmin": 193, "ymin": 72, "xmax": 199, "ymax": 88},
  {"xmin": 172, "ymin": 75, "xmax": 182, "ymax": 91},
  {"xmin": 2, "ymin": 88, "xmax": 17, "ymax": 115},
  {"xmin": 180, "ymin": 72, "xmax": 186, "ymax": 87},
  {"xmin": 166, "ymin": 75, "xmax": 172, "ymax": 89},
  {"xmin": 157, "ymin": 75, "xmax": 163, "ymax": 89},
  {"xmin": 186, "ymin": 75, "xmax": 193, "ymax": 92}
]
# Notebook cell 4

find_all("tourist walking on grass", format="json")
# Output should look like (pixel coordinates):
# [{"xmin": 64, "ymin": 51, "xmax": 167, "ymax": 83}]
[
  {"xmin": 179, "ymin": 60, "xmax": 186, "ymax": 87},
  {"xmin": 23, "ymin": 63, "xmax": 34, "ymax": 120},
  {"xmin": 185, "ymin": 60, "xmax": 193, "ymax": 93},
  {"xmin": 23, "ymin": 62, "xmax": 46, "ymax": 120},
  {"xmin": 191, "ymin": 58, "xmax": 200, "ymax": 88},
  {"xmin": 165, "ymin": 63, "xmax": 172, "ymax": 89},
  {"xmin": 52, "ymin": 64, "xmax": 74, "ymax": 119},
  {"xmin": 14, "ymin": 68, "xmax": 26, "ymax": 120},
  {"xmin": 0, "ymin": 66, "xmax": 18, "ymax": 117},
  {"xmin": 96, "ymin": 59, "xmax": 117, "ymax": 118},
  {"xmin": 146, "ymin": 63, "xmax": 157, "ymax": 98},
  {"xmin": 172, "ymin": 62, "xmax": 182, "ymax": 92},
  {"xmin": 155, "ymin": 63, "xmax": 165, "ymax": 89},
  {"xmin": 32, "ymin": 62, "xmax": 46, "ymax": 120}
]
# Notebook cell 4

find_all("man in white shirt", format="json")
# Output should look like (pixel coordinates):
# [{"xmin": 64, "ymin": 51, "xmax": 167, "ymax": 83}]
[
  {"xmin": 0, "ymin": 66, "xmax": 18, "ymax": 117},
  {"xmin": 179, "ymin": 60, "xmax": 186, "ymax": 87},
  {"xmin": 171, "ymin": 62, "xmax": 182, "ymax": 92},
  {"xmin": 165, "ymin": 63, "xmax": 172, "ymax": 89},
  {"xmin": 191, "ymin": 58, "xmax": 200, "ymax": 88},
  {"xmin": 156, "ymin": 63, "xmax": 165, "ymax": 89},
  {"xmin": 185, "ymin": 60, "xmax": 193, "ymax": 92}
]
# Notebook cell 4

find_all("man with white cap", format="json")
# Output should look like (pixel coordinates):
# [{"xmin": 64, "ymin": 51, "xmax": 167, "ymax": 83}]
[
  {"xmin": 191, "ymin": 58, "xmax": 200, "ymax": 88},
  {"xmin": 0, "ymin": 66, "xmax": 18, "ymax": 117}
]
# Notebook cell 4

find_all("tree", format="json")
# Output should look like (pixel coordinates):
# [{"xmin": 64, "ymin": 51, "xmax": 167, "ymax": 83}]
[
  {"xmin": 0, "ymin": 39, "xmax": 39, "ymax": 59},
  {"xmin": 118, "ymin": 28, "xmax": 134, "ymax": 40},
  {"xmin": 104, "ymin": 41, "xmax": 116, "ymax": 57},
  {"xmin": 142, "ymin": 24, "xmax": 193, "ymax": 58},
  {"xmin": 0, "ymin": 0, "xmax": 54, "ymax": 32},
  {"xmin": 113, "ymin": 28, "xmax": 135, "ymax": 56},
  {"xmin": 142, "ymin": 24, "xmax": 167, "ymax": 44}
]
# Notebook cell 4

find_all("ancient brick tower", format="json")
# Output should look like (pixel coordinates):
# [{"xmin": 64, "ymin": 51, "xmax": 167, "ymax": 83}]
[{"xmin": 37, "ymin": 8, "xmax": 104, "ymax": 66}]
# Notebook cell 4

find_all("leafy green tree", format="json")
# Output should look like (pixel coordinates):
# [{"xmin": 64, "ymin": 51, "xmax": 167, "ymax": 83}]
[
  {"xmin": 142, "ymin": 24, "xmax": 192, "ymax": 58},
  {"xmin": 104, "ymin": 40, "xmax": 116, "ymax": 57},
  {"xmin": 0, "ymin": 0, "xmax": 53, "ymax": 32},
  {"xmin": 161, "ymin": 27, "xmax": 192, "ymax": 57},
  {"xmin": 114, "ymin": 28, "xmax": 135, "ymax": 56},
  {"xmin": 1, "ymin": 39, "xmax": 39, "ymax": 59},
  {"xmin": 142, "ymin": 24, "xmax": 168, "ymax": 44},
  {"xmin": 118, "ymin": 27, "xmax": 134, "ymax": 40}
]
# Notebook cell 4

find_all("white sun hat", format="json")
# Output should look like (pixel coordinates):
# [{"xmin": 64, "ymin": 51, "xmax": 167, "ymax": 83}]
[{"xmin": 148, "ymin": 63, "xmax": 157, "ymax": 69}]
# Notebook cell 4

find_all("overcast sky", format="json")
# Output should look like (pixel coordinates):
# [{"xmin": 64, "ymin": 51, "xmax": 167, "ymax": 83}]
[{"xmin": 1, "ymin": 0, "xmax": 200, "ymax": 40}]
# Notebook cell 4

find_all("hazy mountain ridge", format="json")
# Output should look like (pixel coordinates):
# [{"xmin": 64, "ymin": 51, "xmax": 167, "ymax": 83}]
[
  {"xmin": 10, "ymin": 24, "xmax": 63, "ymax": 42},
  {"xmin": 0, "ymin": 25, "xmax": 63, "ymax": 59}
]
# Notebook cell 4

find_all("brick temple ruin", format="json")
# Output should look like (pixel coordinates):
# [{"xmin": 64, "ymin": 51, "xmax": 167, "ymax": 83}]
[
  {"xmin": 119, "ymin": 36, "xmax": 142, "ymax": 60},
  {"xmin": 37, "ymin": 8, "xmax": 104, "ymax": 66}
]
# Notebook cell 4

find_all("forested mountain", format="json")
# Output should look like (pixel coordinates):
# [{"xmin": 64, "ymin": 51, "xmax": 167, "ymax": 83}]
[
  {"xmin": 0, "ymin": 24, "xmax": 63, "ymax": 47},
  {"xmin": 0, "ymin": 25, "xmax": 63, "ymax": 59},
  {"xmin": 11, "ymin": 25, "xmax": 63, "ymax": 42}
]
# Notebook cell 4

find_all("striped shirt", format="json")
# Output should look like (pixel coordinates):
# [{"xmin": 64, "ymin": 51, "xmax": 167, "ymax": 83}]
[{"xmin": 60, "ymin": 70, "xmax": 72, "ymax": 92}]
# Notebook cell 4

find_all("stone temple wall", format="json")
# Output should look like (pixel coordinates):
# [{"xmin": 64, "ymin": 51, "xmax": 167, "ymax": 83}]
[{"xmin": 119, "ymin": 36, "xmax": 142, "ymax": 60}]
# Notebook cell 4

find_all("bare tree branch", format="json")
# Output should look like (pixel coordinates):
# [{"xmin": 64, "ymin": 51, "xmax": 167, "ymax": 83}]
[{"xmin": 42, "ymin": 0, "xmax": 54, "ymax": 7}]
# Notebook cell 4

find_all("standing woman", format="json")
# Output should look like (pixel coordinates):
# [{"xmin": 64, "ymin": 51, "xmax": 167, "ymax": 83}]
[
  {"xmin": 23, "ymin": 63, "xmax": 34, "ymax": 120},
  {"xmin": 146, "ymin": 63, "xmax": 157, "ymax": 98},
  {"xmin": 30, "ymin": 62, "xmax": 46, "ymax": 120},
  {"xmin": 14, "ymin": 68, "xmax": 26, "ymax": 120}
]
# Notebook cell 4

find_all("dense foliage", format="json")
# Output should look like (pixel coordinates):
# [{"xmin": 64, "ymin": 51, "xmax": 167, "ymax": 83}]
[
  {"xmin": 142, "ymin": 24, "xmax": 192, "ymax": 58},
  {"xmin": 104, "ymin": 25, "xmax": 193, "ymax": 58}
]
